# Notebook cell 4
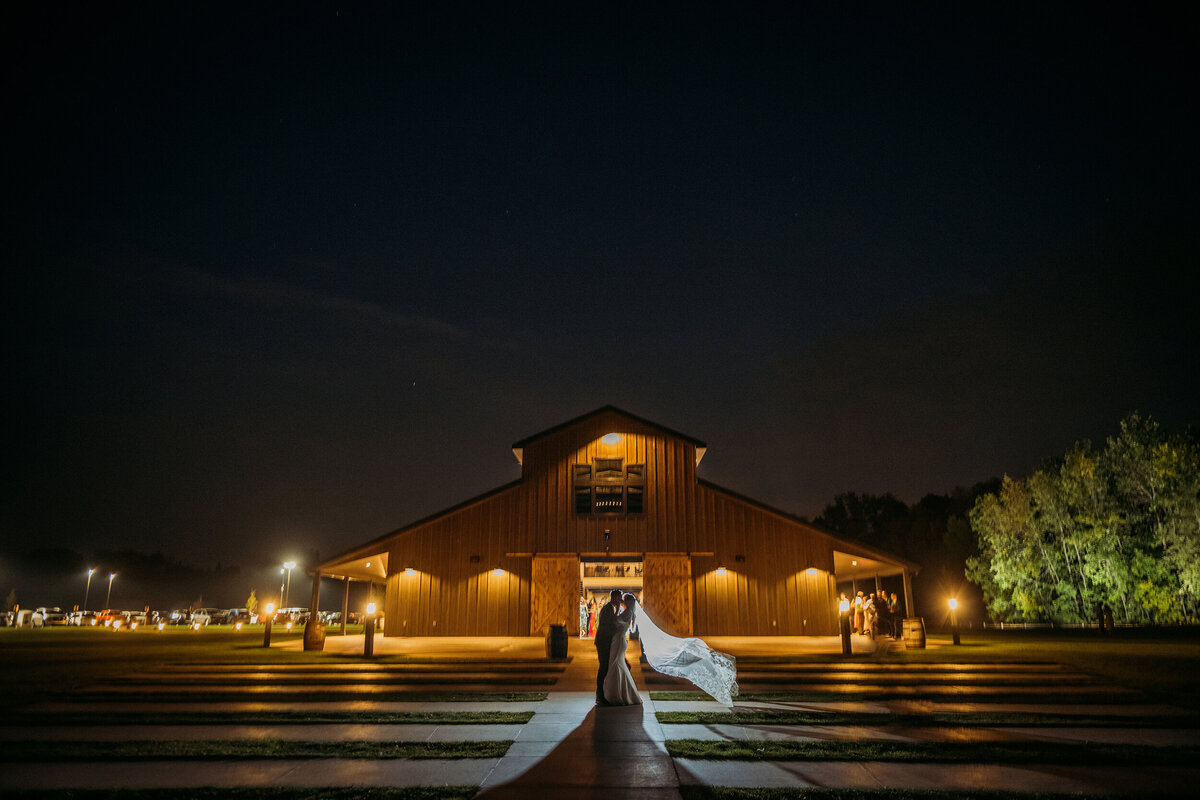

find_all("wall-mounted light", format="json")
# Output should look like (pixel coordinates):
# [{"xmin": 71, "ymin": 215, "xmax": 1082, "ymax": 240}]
[
  {"xmin": 365, "ymin": 561, "xmax": 371, "ymax": 568},
  {"xmin": 716, "ymin": 565, "xmax": 727, "ymax": 576},
  {"xmin": 851, "ymin": 560, "xmax": 858, "ymax": 566},
  {"xmin": 805, "ymin": 567, "xmax": 819, "ymax": 575},
  {"xmin": 601, "ymin": 433, "xmax": 620, "ymax": 445},
  {"xmin": 366, "ymin": 602, "xmax": 377, "ymax": 615},
  {"xmin": 492, "ymin": 566, "xmax": 505, "ymax": 577},
  {"xmin": 948, "ymin": 598, "xmax": 958, "ymax": 610},
  {"xmin": 404, "ymin": 567, "xmax": 416, "ymax": 576}
]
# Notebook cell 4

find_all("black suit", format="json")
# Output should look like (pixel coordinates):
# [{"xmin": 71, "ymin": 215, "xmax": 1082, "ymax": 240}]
[{"xmin": 594, "ymin": 601, "xmax": 618, "ymax": 701}]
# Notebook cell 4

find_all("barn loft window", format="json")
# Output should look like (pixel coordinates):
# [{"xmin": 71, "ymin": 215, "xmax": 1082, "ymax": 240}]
[{"xmin": 573, "ymin": 457, "xmax": 645, "ymax": 516}]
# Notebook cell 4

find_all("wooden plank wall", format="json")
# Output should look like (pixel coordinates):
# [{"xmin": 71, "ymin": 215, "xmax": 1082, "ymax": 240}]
[
  {"xmin": 375, "ymin": 410, "xmax": 841, "ymax": 637},
  {"xmin": 383, "ymin": 485, "xmax": 531, "ymax": 636},
  {"xmin": 518, "ymin": 411, "xmax": 710, "ymax": 554},
  {"xmin": 691, "ymin": 484, "xmax": 839, "ymax": 635}
]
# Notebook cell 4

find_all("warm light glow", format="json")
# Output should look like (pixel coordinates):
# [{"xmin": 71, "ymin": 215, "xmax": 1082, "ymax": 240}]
[
  {"xmin": 805, "ymin": 567, "xmax": 819, "ymax": 575},
  {"xmin": 601, "ymin": 433, "xmax": 620, "ymax": 445},
  {"xmin": 265, "ymin": 602, "xmax": 275, "ymax": 615},
  {"xmin": 716, "ymin": 565, "xmax": 727, "ymax": 575},
  {"xmin": 366, "ymin": 602, "xmax": 377, "ymax": 615},
  {"xmin": 193, "ymin": 621, "xmax": 201, "ymax": 631},
  {"xmin": 839, "ymin": 598, "xmax": 851, "ymax": 613},
  {"xmin": 492, "ymin": 567, "xmax": 504, "ymax": 576},
  {"xmin": 404, "ymin": 567, "xmax": 416, "ymax": 576},
  {"xmin": 949, "ymin": 598, "xmax": 958, "ymax": 610},
  {"xmin": 235, "ymin": 621, "xmax": 243, "ymax": 631},
  {"xmin": 157, "ymin": 621, "xmax": 165, "ymax": 631},
  {"xmin": 285, "ymin": 621, "xmax": 293, "ymax": 630},
  {"xmin": 91, "ymin": 619, "xmax": 97, "ymax": 627},
  {"xmin": 130, "ymin": 621, "xmax": 137, "ymax": 630},
  {"xmin": 112, "ymin": 620, "xmax": 122, "ymax": 630},
  {"xmin": 851, "ymin": 560, "xmax": 857, "ymax": 566},
  {"xmin": 365, "ymin": 561, "xmax": 371, "ymax": 567},
  {"xmin": 283, "ymin": 561, "xmax": 296, "ymax": 569},
  {"xmin": 88, "ymin": 568, "xmax": 94, "ymax": 576}
]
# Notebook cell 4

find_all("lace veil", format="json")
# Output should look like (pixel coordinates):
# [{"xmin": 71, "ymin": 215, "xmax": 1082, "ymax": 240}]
[{"xmin": 634, "ymin": 606, "xmax": 739, "ymax": 705}]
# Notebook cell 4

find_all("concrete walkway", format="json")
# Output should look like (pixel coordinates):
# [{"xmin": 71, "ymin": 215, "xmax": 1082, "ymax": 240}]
[{"xmin": 4, "ymin": 635, "xmax": 1199, "ymax": 796}]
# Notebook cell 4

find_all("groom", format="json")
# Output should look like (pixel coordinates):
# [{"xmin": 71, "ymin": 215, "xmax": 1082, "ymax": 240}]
[{"xmin": 594, "ymin": 588, "xmax": 624, "ymax": 705}]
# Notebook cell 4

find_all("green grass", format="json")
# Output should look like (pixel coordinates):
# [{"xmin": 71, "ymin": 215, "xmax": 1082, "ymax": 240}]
[
  {"xmin": 664, "ymin": 738, "xmax": 1200, "ymax": 766},
  {"xmin": 656, "ymin": 710, "xmax": 1200, "ymax": 727},
  {"xmin": 9, "ymin": 710, "xmax": 535, "ymax": 726},
  {"xmin": 5, "ymin": 789, "xmax": 478, "ymax": 800},
  {"xmin": 678, "ymin": 789, "xmax": 1180, "ymax": 800},
  {"xmin": 649, "ymin": 690, "xmax": 1141, "ymax": 704},
  {"xmin": 0, "ymin": 739, "xmax": 513, "ymax": 761},
  {"xmin": 51, "ymin": 689, "xmax": 548, "ymax": 704}
]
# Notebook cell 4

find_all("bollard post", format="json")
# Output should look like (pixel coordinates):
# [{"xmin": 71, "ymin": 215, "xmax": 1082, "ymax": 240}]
[
  {"xmin": 364, "ymin": 602, "xmax": 376, "ymax": 657},
  {"xmin": 262, "ymin": 602, "xmax": 275, "ymax": 648},
  {"xmin": 838, "ymin": 596, "xmax": 852, "ymax": 655},
  {"xmin": 949, "ymin": 598, "xmax": 960, "ymax": 646}
]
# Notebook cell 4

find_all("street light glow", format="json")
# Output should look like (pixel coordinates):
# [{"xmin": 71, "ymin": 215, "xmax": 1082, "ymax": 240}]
[{"xmin": 949, "ymin": 598, "xmax": 958, "ymax": 610}]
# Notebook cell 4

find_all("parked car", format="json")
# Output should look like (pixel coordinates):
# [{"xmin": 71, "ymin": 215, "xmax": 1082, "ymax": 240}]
[
  {"xmin": 189, "ymin": 608, "xmax": 223, "ymax": 626},
  {"xmin": 223, "ymin": 608, "xmax": 252, "ymax": 625},
  {"xmin": 35, "ymin": 607, "xmax": 68, "ymax": 625}
]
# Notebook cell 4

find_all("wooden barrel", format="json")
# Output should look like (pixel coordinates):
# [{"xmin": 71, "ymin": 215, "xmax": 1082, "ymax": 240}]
[
  {"xmin": 303, "ymin": 618, "xmax": 326, "ymax": 651},
  {"xmin": 902, "ymin": 617, "xmax": 926, "ymax": 649}
]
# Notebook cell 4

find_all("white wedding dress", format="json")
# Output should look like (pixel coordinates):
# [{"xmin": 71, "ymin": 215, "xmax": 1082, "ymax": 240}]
[
  {"xmin": 635, "ymin": 604, "xmax": 739, "ymax": 705},
  {"xmin": 603, "ymin": 614, "xmax": 642, "ymax": 705}
]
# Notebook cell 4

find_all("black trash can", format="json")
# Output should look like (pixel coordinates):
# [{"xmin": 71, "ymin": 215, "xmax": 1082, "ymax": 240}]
[{"xmin": 546, "ymin": 623, "xmax": 568, "ymax": 659}]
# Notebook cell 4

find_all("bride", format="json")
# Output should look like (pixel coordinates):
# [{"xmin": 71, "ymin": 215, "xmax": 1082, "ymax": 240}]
[
  {"xmin": 604, "ymin": 593, "xmax": 739, "ymax": 707},
  {"xmin": 602, "ymin": 593, "xmax": 642, "ymax": 705}
]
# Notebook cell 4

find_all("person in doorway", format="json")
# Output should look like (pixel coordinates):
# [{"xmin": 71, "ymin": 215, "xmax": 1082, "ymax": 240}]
[
  {"xmin": 594, "ymin": 588, "xmax": 623, "ymax": 705},
  {"xmin": 853, "ymin": 591, "xmax": 864, "ymax": 634}
]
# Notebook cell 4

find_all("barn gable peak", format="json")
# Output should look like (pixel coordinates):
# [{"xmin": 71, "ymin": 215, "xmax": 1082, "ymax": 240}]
[{"xmin": 510, "ymin": 405, "xmax": 707, "ymax": 466}]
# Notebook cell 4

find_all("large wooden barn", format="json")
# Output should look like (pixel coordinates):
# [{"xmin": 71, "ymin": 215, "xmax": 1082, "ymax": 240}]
[{"xmin": 313, "ymin": 406, "xmax": 917, "ymax": 638}]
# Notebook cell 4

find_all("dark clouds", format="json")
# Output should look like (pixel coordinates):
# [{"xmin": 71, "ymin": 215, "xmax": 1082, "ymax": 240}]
[{"xmin": 3, "ymin": 3, "xmax": 1198, "ymax": 576}]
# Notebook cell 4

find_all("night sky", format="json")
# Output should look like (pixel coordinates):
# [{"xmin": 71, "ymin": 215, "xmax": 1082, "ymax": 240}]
[{"xmin": 4, "ymin": 4, "xmax": 1198, "ymax": 592}]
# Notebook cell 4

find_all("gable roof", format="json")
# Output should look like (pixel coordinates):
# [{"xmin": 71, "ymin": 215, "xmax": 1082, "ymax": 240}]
[{"xmin": 511, "ymin": 405, "xmax": 707, "ymax": 465}]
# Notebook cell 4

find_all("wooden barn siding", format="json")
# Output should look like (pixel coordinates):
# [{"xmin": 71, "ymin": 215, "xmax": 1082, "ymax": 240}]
[
  {"xmin": 519, "ymin": 411, "xmax": 708, "ymax": 553},
  {"xmin": 691, "ymin": 485, "xmax": 838, "ymax": 636},
  {"xmin": 384, "ymin": 485, "xmax": 531, "ymax": 636}
]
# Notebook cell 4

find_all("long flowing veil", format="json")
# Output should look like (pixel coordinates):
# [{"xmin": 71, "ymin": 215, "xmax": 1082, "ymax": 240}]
[{"xmin": 634, "ymin": 606, "xmax": 739, "ymax": 705}]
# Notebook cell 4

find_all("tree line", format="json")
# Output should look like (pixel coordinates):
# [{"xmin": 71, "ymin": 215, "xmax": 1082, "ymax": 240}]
[
  {"xmin": 814, "ymin": 413, "xmax": 1198, "ymax": 626},
  {"xmin": 967, "ymin": 414, "xmax": 1199, "ymax": 625}
]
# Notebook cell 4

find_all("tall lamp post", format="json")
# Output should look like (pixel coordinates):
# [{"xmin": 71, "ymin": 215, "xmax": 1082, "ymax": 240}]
[
  {"xmin": 949, "ymin": 598, "xmax": 961, "ymax": 646},
  {"xmin": 105, "ymin": 573, "xmax": 116, "ymax": 609},
  {"xmin": 283, "ymin": 561, "xmax": 296, "ymax": 608},
  {"xmin": 83, "ymin": 568, "xmax": 95, "ymax": 611}
]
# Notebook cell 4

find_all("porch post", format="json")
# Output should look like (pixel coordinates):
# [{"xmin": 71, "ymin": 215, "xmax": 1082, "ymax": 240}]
[
  {"xmin": 310, "ymin": 570, "xmax": 321, "ymax": 614},
  {"xmin": 902, "ymin": 568, "xmax": 915, "ymax": 617},
  {"xmin": 341, "ymin": 577, "xmax": 350, "ymax": 635}
]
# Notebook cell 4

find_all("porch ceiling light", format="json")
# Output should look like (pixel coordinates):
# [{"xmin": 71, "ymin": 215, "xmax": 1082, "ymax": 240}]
[
  {"xmin": 601, "ymin": 432, "xmax": 620, "ymax": 445},
  {"xmin": 404, "ymin": 567, "xmax": 416, "ymax": 576},
  {"xmin": 492, "ymin": 566, "xmax": 504, "ymax": 577},
  {"xmin": 716, "ymin": 565, "xmax": 727, "ymax": 576}
]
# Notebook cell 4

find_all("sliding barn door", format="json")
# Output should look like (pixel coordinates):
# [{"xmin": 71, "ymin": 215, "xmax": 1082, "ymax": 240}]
[
  {"xmin": 531, "ymin": 554, "xmax": 579, "ymax": 636},
  {"xmin": 643, "ymin": 553, "xmax": 692, "ymax": 637}
]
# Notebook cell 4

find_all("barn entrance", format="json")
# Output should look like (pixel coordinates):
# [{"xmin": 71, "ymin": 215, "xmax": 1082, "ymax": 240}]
[{"xmin": 579, "ymin": 557, "xmax": 643, "ymax": 638}]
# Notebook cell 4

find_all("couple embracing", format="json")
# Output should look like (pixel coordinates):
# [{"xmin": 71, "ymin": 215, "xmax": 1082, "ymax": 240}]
[
  {"xmin": 594, "ymin": 588, "xmax": 641, "ymax": 706},
  {"xmin": 593, "ymin": 587, "xmax": 741, "ymax": 708}
]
